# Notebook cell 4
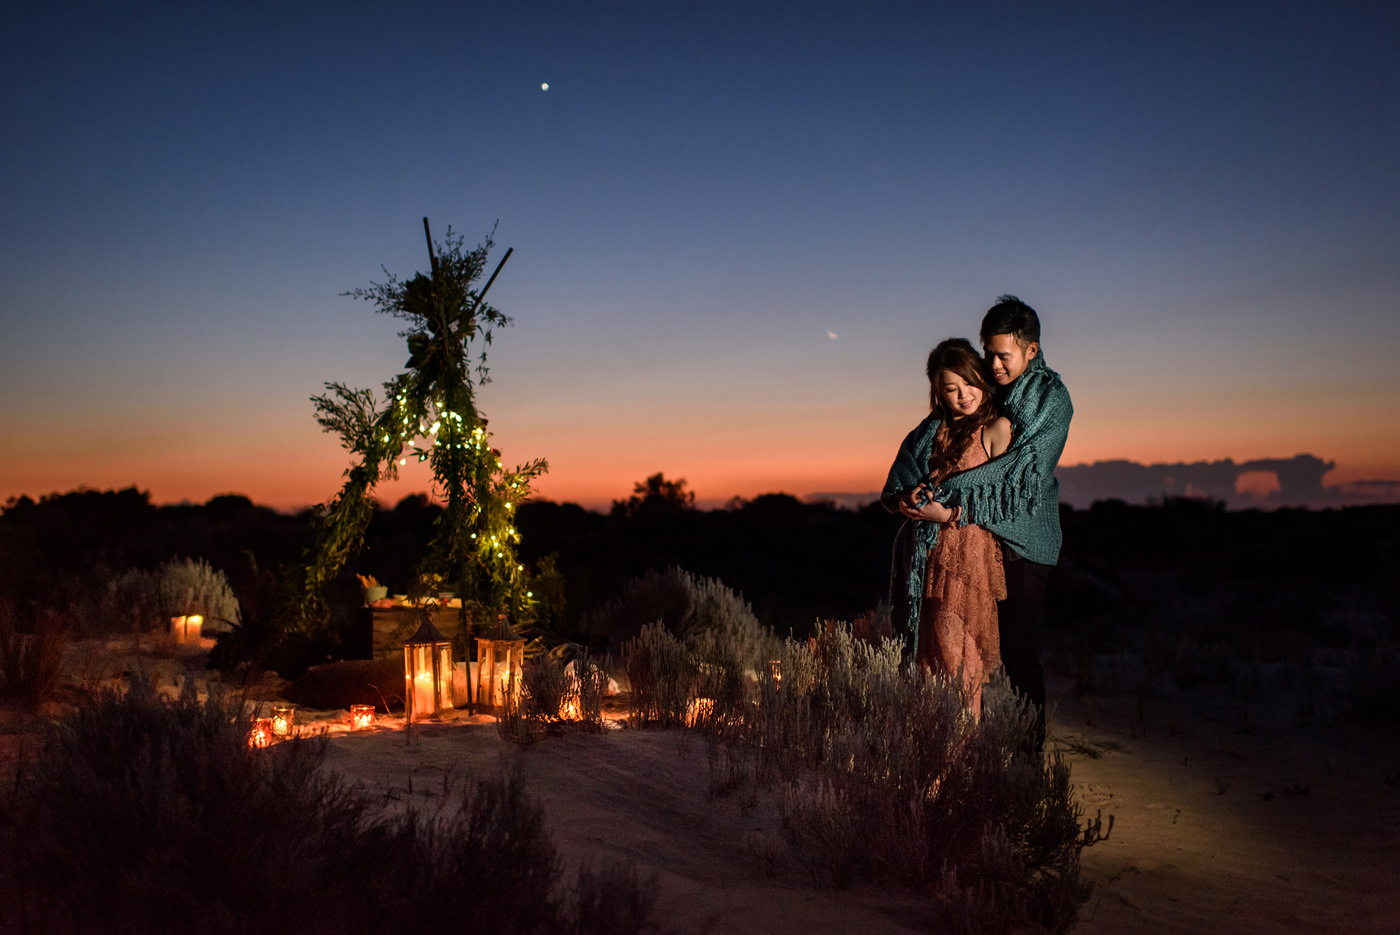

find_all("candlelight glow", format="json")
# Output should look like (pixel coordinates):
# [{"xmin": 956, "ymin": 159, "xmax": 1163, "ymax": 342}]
[
  {"xmin": 271, "ymin": 704, "xmax": 294, "ymax": 738},
  {"xmin": 403, "ymin": 623, "xmax": 453, "ymax": 722},
  {"xmin": 476, "ymin": 616, "xmax": 525, "ymax": 712},
  {"xmin": 686, "ymin": 697, "xmax": 715, "ymax": 728},
  {"xmin": 170, "ymin": 614, "xmax": 203, "ymax": 644},
  {"xmin": 350, "ymin": 704, "xmax": 374, "ymax": 730},
  {"xmin": 248, "ymin": 718, "xmax": 273, "ymax": 748}
]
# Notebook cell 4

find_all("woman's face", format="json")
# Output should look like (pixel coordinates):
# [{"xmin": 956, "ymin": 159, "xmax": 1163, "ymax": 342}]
[{"xmin": 938, "ymin": 369, "xmax": 984, "ymax": 421}]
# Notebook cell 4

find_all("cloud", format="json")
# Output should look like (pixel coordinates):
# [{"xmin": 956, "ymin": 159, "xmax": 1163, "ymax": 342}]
[{"xmin": 827, "ymin": 331, "xmax": 838, "ymax": 340}]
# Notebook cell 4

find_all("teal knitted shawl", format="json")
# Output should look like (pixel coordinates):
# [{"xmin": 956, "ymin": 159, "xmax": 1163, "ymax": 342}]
[{"xmin": 882, "ymin": 352, "xmax": 1073, "ymax": 646}]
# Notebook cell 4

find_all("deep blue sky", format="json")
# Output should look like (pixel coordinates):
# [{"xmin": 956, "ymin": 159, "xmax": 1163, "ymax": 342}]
[{"xmin": 3, "ymin": 1, "xmax": 1397, "ymax": 509}]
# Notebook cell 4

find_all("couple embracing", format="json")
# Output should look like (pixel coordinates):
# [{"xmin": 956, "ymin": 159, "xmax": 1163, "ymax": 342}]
[{"xmin": 882, "ymin": 295, "xmax": 1073, "ymax": 751}]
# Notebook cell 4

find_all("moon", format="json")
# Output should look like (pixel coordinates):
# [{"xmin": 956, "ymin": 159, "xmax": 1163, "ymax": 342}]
[{"xmin": 541, "ymin": 82, "xmax": 549, "ymax": 91}]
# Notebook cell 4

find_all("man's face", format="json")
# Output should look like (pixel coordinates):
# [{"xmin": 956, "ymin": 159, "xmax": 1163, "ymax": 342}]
[{"xmin": 984, "ymin": 333, "xmax": 1038, "ymax": 386}]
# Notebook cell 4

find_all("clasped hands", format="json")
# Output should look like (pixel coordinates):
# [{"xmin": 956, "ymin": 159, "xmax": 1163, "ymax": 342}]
[{"xmin": 897, "ymin": 486, "xmax": 961, "ymax": 525}]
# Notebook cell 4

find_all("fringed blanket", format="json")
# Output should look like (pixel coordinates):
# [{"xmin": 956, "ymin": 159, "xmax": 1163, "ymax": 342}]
[{"xmin": 882, "ymin": 352, "xmax": 1073, "ymax": 648}]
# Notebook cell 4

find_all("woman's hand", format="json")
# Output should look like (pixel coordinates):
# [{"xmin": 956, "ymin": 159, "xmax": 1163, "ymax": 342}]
[{"xmin": 898, "ymin": 488, "xmax": 958, "ymax": 524}]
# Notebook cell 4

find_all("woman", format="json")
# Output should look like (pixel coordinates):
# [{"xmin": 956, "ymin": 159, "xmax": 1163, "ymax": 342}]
[{"xmin": 886, "ymin": 338, "xmax": 1011, "ymax": 714}]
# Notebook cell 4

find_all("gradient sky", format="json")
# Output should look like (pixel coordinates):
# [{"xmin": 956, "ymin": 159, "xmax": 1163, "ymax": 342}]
[{"xmin": 3, "ymin": 1, "xmax": 1398, "ymax": 511}]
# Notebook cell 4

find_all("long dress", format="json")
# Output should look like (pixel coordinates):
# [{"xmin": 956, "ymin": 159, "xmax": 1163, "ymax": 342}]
[{"xmin": 918, "ymin": 424, "xmax": 1007, "ymax": 715}]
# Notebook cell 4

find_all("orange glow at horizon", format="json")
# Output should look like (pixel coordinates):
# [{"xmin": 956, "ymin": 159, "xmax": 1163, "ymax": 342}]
[
  {"xmin": 4, "ymin": 422, "xmax": 1397, "ymax": 514},
  {"xmin": 3, "ymin": 370, "xmax": 1397, "ymax": 512}
]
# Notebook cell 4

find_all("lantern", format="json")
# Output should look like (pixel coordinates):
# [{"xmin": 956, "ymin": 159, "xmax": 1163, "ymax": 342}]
[
  {"xmin": 404, "ymin": 616, "xmax": 454, "ymax": 722},
  {"xmin": 350, "ymin": 704, "xmax": 375, "ymax": 730},
  {"xmin": 475, "ymin": 612, "xmax": 524, "ymax": 712},
  {"xmin": 171, "ymin": 614, "xmax": 204, "ymax": 644},
  {"xmin": 271, "ymin": 704, "xmax": 295, "ymax": 738},
  {"xmin": 248, "ymin": 718, "xmax": 273, "ymax": 748}
]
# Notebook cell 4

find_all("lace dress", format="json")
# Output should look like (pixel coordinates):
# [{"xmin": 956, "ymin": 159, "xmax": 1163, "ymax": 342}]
[{"xmin": 919, "ymin": 424, "xmax": 1007, "ymax": 714}]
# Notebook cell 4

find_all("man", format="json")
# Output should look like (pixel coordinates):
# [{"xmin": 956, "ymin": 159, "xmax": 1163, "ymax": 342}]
[{"xmin": 883, "ymin": 295, "xmax": 1072, "ymax": 750}]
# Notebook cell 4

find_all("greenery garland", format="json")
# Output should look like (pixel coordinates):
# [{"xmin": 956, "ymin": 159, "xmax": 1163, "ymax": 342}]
[{"xmin": 300, "ymin": 224, "xmax": 547, "ymax": 636}]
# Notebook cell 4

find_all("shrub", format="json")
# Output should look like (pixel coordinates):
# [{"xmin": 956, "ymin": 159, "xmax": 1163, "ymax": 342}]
[
  {"xmin": 604, "ymin": 569, "xmax": 775, "ymax": 730},
  {"xmin": 0, "ymin": 598, "xmax": 69, "ymax": 708},
  {"xmin": 98, "ymin": 568, "xmax": 163, "ymax": 634},
  {"xmin": 498, "ymin": 652, "xmax": 613, "ymax": 743},
  {"xmin": 583, "ymin": 567, "xmax": 768, "ymax": 658},
  {"xmin": 622, "ymin": 623, "xmax": 693, "ymax": 729},
  {"xmin": 158, "ymin": 557, "xmax": 241, "ymax": 631},
  {"xmin": 4, "ymin": 677, "xmax": 659, "ymax": 934},
  {"xmin": 675, "ymin": 621, "xmax": 1105, "ymax": 934}
]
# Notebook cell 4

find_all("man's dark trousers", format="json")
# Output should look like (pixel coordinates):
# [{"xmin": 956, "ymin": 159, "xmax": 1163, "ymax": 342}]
[{"xmin": 998, "ymin": 549, "xmax": 1051, "ymax": 751}]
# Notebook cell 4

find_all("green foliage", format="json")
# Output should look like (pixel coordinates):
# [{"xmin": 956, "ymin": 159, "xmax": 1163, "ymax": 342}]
[
  {"xmin": 300, "ymin": 225, "xmax": 547, "ymax": 638},
  {"xmin": 4, "ymin": 678, "xmax": 658, "ymax": 934}
]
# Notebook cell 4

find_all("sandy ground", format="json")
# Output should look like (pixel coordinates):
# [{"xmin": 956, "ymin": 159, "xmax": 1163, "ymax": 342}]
[
  {"xmin": 1048, "ymin": 675, "xmax": 1400, "ymax": 934},
  {"xmin": 6, "ymin": 640, "xmax": 1399, "ymax": 934}
]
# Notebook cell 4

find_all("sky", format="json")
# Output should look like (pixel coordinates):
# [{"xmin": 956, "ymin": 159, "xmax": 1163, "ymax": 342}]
[{"xmin": 2, "ymin": 1, "xmax": 1398, "ymax": 512}]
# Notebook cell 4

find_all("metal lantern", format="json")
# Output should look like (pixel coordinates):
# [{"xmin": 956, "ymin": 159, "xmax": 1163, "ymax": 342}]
[
  {"xmin": 475, "ymin": 611, "xmax": 525, "ymax": 712},
  {"xmin": 403, "ymin": 616, "xmax": 453, "ymax": 722}
]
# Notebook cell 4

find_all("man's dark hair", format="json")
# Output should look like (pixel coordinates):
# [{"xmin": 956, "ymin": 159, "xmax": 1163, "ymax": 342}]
[{"xmin": 980, "ymin": 294, "xmax": 1040, "ymax": 346}]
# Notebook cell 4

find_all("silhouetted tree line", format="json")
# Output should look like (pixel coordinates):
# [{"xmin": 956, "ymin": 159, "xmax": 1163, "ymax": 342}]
[
  {"xmin": 3, "ymin": 487, "xmax": 1396, "ymax": 678},
  {"xmin": 0, "ymin": 489, "xmax": 313, "ymax": 627},
  {"xmin": 1050, "ymin": 498, "xmax": 1399, "ymax": 713}
]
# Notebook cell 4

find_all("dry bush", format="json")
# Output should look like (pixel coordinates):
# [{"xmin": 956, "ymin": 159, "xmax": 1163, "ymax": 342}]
[
  {"xmin": 705, "ymin": 622, "xmax": 1104, "ymax": 934},
  {"xmin": 604, "ymin": 575, "xmax": 1103, "ymax": 931},
  {"xmin": 622, "ymin": 622, "xmax": 694, "ymax": 729},
  {"xmin": 98, "ymin": 568, "xmax": 162, "ymax": 634},
  {"xmin": 607, "ymin": 569, "xmax": 774, "ymax": 730},
  {"xmin": 158, "ymin": 557, "xmax": 241, "ymax": 631},
  {"xmin": 3, "ymin": 677, "xmax": 659, "ymax": 935},
  {"xmin": 526, "ymin": 654, "xmax": 574, "ymax": 722},
  {"xmin": 574, "ymin": 654, "xmax": 610, "ymax": 730},
  {"xmin": 0, "ymin": 599, "xmax": 70, "ymax": 708},
  {"xmin": 584, "ymin": 567, "xmax": 769, "ymax": 659},
  {"xmin": 498, "ymin": 653, "xmax": 614, "ymax": 743}
]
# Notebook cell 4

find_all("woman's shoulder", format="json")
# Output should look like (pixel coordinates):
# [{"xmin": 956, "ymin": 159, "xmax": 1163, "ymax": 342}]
[{"xmin": 983, "ymin": 416, "xmax": 1013, "ymax": 457}]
